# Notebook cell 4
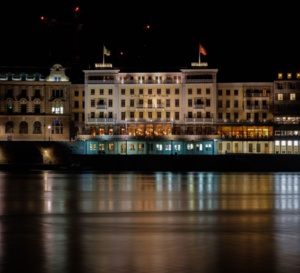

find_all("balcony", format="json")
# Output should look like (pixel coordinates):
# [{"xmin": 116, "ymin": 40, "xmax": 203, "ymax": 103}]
[
  {"xmin": 96, "ymin": 104, "xmax": 107, "ymax": 109},
  {"xmin": 184, "ymin": 118, "xmax": 214, "ymax": 124},
  {"xmin": 87, "ymin": 118, "xmax": 116, "ymax": 124},
  {"xmin": 194, "ymin": 104, "xmax": 205, "ymax": 109}
]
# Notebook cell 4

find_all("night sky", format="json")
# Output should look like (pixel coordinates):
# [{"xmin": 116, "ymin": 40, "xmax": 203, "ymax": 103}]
[{"xmin": 1, "ymin": 1, "xmax": 299, "ymax": 82}]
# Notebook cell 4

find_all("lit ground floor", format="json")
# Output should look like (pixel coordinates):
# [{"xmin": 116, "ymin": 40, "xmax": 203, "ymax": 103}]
[{"xmin": 69, "ymin": 137, "xmax": 300, "ymax": 155}]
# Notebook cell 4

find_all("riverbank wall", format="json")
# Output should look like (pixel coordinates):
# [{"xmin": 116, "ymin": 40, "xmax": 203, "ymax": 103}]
[{"xmin": 1, "ymin": 141, "xmax": 300, "ymax": 172}]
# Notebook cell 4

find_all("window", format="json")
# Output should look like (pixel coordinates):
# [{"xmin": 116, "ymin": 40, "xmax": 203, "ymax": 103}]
[
  {"xmin": 108, "ymin": 89, "xmax": 113, "ymax": 95},
  {"xmin": 226, "ymin": 113, "xmax": 231, "ymax": 120},
  {"xmin": 218, "ymin": 90, "xmax": 222, "ymax": 96},
  {"xmin": 166, "ymin": 88, "xmax": 170, "ymax": 95},
  {"xmin": 218, "ymin": 100, "xmax": 222, "ymax": 108},
  {"xmin": 156, "ymin": 144, "xmax": 163, "ymax": 151},
  {"xmin": 226, "ymin": 100, "xmax": 230, "ymax": 108},
  {"xmin": 121, "ymin": 99, "xmax": 125, "ymax": 107},
  {"xmin": 188, "ymin": 88, "xmax": 192, "ymax": 95},
  {"xmin": 130, "ymin": 89, "xmax": 134, "ymax": 95},
  {"xmin": 234, "ymin": 100, "xmax": 238, "ymax": 108},
  {"xmin": 21, "ymin": 104, "xmax": 27, "ymax": 114},
  {"xmin": 188, "ymin": 99, "xmax": 193, "ymax": 107},
  {"xmin": 290, "ymin": 93, "xmax": 296, "ymax": 100},
  {"xmin": 34, "ymin": 104, "xmax": 40, "ymax": 114},
  {"xmin": 139, "ymin": 89, "xmax": 143, "ymax": 95},
  {"xmin": 175, "ymin": 88, "xmax": 180, "ymax": 95},
  {"xmin": 278, "ymin": 94, "xmax": 283, "ymax": 100},
  {"xmin": 108, "ymin": 143, "xmax": 115, "ymax": 151},
  {"xmin": 91, "ymin": 89, "xmax": 95, "ymax": 95},
  {"xmin": 175, "ymin": 112, "xmax": 179, "ymax": 120},
  {"xmin": 206, "ymin": 88, "xmax": 210, "ymax": 94},
  {"xmin": 157, "ymin": 112, "xmax": 161, "ymax": 119},
  {"xmin": 157, "ymin": 89, "xmax": 161, "ymax": 95},
  {"xmin": 121, "ymin": 89, "xmax": 125, "ymax": 95},
  {"xmin": 166, "ymin": 112, "xmax": 170, "ymax": 119},
  {"xmin": 166, "ymin": 99, "xmax": 170, "ymax": 107},
  {"xmin": 74, "ymin": 91, "xmax": 79, "ymax": 96},
  {"xmin": 148, "ymin": 89, "xmax": 152, "ymax": 95},
  {"xmin": 33, "ymin": 121, "xmax": 42, "ymax": 134},
  {"xmin": 121, "ymin": 112, "xmax": 126, "ymax": 120},
  {"xmin": 91, "ymin": 100, "xmax": 95, "ymax": 107},
  {"xmin": 108, "ymin": 99, "xmax": 113, "ymax": 107},
  {"xmin": 19, "ymin": 121, "xmax": 28, "ymax": 134},
  {"xmin": 234, "ymin": 113, "xmax": 239, "ymax": 120},
  {"xmin": 138, "ymin": 143, "xmax": 144, "ymax": 151},
  {"xmin": 74, "ymin": 101, "xmax": 79, "ymax": 108},
  {"xmin": 51, "ymin": 103, "xmax": 64, "ymax": 114},
  {"xmin": 130, "ymin": 99, "xmax": 134, "ymax": 107},
  {"xmin": 165, "ymin": 144, "xmax": 171, "ymax": 151},
  {"xmin": 226, "ymin": 90, "xmax": 230, "ymax": 96},
  {"xmin": 197, "ymin": 88, "xmax": 201, "ymax": 94},
  {"xmin": 148, "ymin": 112, "xmax": 152, "ymax": 119},
  {"xmin": 175, "ymin": 99, "xmax": 180, "ymax": 107},
  {"xmin": 234, "ymin": 90, "xmax": 238, "ymax": 96},
  {"xmin": 206, "ymin": 99, "xmax": 210, "ymax": 107},
  {"xmin": 99, "ymin": 89, "xmax": 104, "ymax": 95}
]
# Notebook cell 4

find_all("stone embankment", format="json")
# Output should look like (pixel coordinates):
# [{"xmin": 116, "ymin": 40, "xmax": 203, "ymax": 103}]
[{"xmin": 1, "ymin": 141, "xmax": 300, "ymax": 172}]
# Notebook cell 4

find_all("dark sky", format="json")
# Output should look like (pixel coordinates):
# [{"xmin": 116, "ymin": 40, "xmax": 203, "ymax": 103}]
[{"xmin": 1, "ymin": 1, "xmax": 299, "ymax": 82}]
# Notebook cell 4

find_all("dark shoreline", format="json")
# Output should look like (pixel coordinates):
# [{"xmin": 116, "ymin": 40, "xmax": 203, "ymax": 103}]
[{"xmin": 1, "ymin": 154, "xmax": 300, "ymax": 172}]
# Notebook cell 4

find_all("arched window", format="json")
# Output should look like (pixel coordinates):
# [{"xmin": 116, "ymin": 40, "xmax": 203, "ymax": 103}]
[
  {"xmin": 52, "ymin": 119, "xmax": 63, "ymax": 134},
  {"xmin": 33, "ymin": 121, "xmax": 42, "ymax": 134},
  {"xmin": 19, "ymin": 121, "xmax": 28, "ymax": 134},
  {"xmin": 5, "ymin": 121, "xmax": 14, "ymax": 133}
]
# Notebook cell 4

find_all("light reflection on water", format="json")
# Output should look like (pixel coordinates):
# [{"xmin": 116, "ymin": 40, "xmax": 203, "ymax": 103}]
[{"xmin": 0, "ymin": 171, "xmax": 300, "ymax": 273}]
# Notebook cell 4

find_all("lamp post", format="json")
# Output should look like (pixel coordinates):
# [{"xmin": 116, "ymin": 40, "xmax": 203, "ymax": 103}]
[{"xmin": 48, "ymin": 125, "xmax": 51, "ymax": 141}]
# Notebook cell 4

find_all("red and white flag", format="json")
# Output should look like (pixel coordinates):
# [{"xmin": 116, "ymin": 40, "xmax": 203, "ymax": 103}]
[{"xmin": 199, "ymin": 44, "xmax": 207, "ymax": 55}]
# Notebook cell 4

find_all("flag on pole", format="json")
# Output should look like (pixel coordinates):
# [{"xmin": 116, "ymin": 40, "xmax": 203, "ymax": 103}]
[
  {"xmin": 104, "ymin": 45, "xmax": 111, "ymax": 56},
  {"xmin": 199, "ymin": 44, "xmax": 207, "ymax": 56}
]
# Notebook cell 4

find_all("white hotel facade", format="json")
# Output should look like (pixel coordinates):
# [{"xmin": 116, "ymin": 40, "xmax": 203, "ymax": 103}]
[{"xmin": 70, "ymin": 61, "xmax": 300, "ymax": 155}]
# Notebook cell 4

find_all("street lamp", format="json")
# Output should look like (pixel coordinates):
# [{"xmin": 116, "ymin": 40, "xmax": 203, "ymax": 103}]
[{"xmin": 48, "ymin": 125, "xmax": 51, "ymax": 141}]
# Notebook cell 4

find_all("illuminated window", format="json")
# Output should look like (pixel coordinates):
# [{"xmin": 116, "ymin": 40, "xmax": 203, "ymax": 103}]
[
  {"xmin": 281, "ymin": 140, "xmax": 286, "ymax": 146},
  {"xmin": 138, "ymin": 143, "xmax": 144, "ymax": 151},
  {"xmin": 174, "ymin": 144, "xmax": 181, "ymax": 151},
  {"xmin": 108, "ymin": 143, "xmax": 114, "ymax": 151},
  {"xmin": 287, "ymin": 73, "xmax": 292, "ymax": 79},
  {"xmin": 196, "ymin": 144, "xmax": 203, "ymax": 151},
  {"xmin": 89, "ymin": 143, "xmax": 96, "ymax": 151},
  {"xmin": 165, "ymin": 144, "xmax": 171, "ymax": 151},
  {"xmin": 278, "ymin": 73, "xmax": 283, "ymax": 79},
  {"xmin": 290, "ymin": 93, "xmax": 296, "ymax": 100},
  {"xmin": 156, "ymin": 144, "xmax": 163, "ymax": 151},
  {"xmin": 187, "ymin": 143, "xmax": 194, "ymax": 150},
  {"xmin": 294, "ymin": 141, "xmax": 298, "ymax": 146},
  {"xmin": 278, "ymin": 94, "xmax": 283, "ymax": 100},
  {"xmin": 275, "ymin": 140, "xmax": 280, "ymax": 146},
  {"xmin": 130, "ymin": 144, "xmax": 135, "ymax": 150},
  {"xmin": 297, "ymin": 73, "xmax": 300, "ymax": 79},
  {"xmin": 98, "ymin": 143, "xmax": 105, "ymax": 151}
]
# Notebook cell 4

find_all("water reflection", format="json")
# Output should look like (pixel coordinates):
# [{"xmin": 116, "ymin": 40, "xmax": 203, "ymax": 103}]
[{"xmin": 0, "ymin": 171, "xmax": 300, "ymax": 273}]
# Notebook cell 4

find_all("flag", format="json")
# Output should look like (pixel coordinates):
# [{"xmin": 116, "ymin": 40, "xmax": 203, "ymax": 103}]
[
  {"xmin": 199, "ymin": 44, "xmax": 207, "ymax": 56},
  {"xmin": 104, "ymin": 45, "xmax": 110, "ymax": 56}
]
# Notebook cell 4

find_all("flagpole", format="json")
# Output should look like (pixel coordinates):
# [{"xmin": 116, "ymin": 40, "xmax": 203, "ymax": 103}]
[
  {"xmin": 198, "ymin": 43, "xmax": 201, "ymax": 64},
  {"xmin": 103, "ymin": 44, "xmax": 105, "ymax": 65}
]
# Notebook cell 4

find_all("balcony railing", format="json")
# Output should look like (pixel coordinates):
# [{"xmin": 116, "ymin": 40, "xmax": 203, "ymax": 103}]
[
  {"xmin": 184, "ymin": 118, "xmax": 214, "ymax": 124},
  {"xmin": 87, "ymin": 118, "xmax": 116, "ymax": 124}
]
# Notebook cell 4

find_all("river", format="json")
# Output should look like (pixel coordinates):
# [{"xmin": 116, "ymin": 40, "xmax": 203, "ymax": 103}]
[{"xmin": 0, "ymin": 170, "xmax": 299, "ymax": 273}]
